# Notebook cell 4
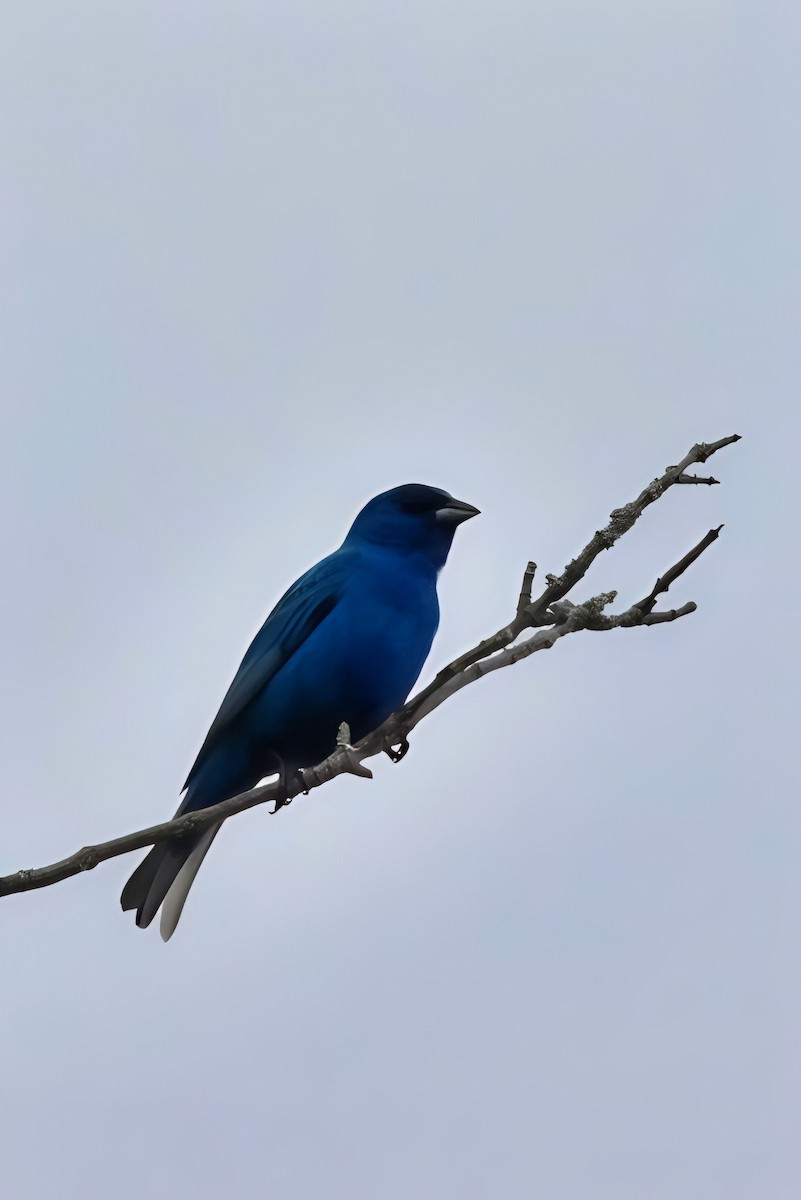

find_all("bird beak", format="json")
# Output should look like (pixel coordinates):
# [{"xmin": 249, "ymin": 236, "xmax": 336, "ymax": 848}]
[{"xmin": 435, "ymin": 497, "xmax": 481, "ymax": 525}]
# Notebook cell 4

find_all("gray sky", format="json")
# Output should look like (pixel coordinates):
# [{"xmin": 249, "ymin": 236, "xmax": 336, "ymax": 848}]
[{"xmin": 1, "ymin": 3, "xmax": 798, "ymax": 1197}]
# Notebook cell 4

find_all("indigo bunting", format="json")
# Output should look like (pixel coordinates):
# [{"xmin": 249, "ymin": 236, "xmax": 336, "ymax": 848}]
[{"xmin": 121, "ymin": 484, "xmax": 478, "ymax": 938}]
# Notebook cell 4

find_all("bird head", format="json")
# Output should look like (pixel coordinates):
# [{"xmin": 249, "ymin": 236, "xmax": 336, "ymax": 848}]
[{"xmin": 345, "ymin": 484, "xmax": 479, "ymax": 571}]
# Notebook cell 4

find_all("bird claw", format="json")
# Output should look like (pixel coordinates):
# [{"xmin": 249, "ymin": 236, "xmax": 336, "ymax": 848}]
[
  {"xmin": 270, "ymin": 757, "xmax": 303, "ymax": 813},
  {"xmin": 385, "ymin": 736, "xmax": 410, "ymax": 764}
]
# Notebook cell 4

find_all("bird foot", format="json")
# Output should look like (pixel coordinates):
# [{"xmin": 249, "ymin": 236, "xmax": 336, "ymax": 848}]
[
  {"xmin": 270, "ymin": 755, "xmax": 300, "ymax": 813},
  {"xmin": 384, "ymin": 736, "xmax": 410, "ymax": 764}
]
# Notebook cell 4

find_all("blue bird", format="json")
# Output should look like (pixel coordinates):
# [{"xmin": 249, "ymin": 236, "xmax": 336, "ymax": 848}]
[{"xmin": 121, "ymin": 484, "xmax": 479, "ymax": 938}]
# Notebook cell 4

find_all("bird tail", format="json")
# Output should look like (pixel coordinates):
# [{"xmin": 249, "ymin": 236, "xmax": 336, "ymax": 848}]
[{"xmin": 120, "ymin": 820, "xmax": 220, "ymax": 940}]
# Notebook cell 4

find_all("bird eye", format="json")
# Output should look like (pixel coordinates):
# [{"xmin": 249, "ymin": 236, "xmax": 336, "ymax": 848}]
[{"xmin": 400, "ymin": 499, "xmax": 434, "ymax": 514}]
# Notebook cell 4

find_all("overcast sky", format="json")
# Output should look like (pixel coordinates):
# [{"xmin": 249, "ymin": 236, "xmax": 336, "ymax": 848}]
[{"xmin": 1, "ymin": 4, "xmax": 798, "ymax": 1198}]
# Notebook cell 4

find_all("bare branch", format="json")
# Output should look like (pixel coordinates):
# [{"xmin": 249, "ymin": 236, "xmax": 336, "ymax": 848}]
[
  {"xmin": 526, "ymin": 434, "xmax": 740, "ymax": 621},
  {"xmin": 0, "ymin": 434, "xmax": 741, "ymax": 902},
  {"xmin": 0, "ymin": 778, "xmax": 284, "ymax": 898}
]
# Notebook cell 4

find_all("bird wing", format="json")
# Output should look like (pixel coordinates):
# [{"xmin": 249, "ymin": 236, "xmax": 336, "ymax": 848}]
[{"xmin": 183, "ymin": 548, "xmax": 355, "ymax": 787}]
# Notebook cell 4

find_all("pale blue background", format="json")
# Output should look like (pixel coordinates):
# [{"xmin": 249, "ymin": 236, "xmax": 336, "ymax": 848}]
[{"xmin": 1, "ymin": 4, "xmax": 798, "ymax": 1197}]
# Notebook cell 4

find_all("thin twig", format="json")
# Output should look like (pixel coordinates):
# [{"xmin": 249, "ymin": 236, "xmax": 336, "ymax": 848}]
[
  {"xmin": 517, "ymin": 561, "xmax": 537, "ymax": 615},
  {"xmin": 634, "ymin": 526, "xmax": 724, "ymax": 615},
  {"xmin": 676, "ymin": 473, "xmax": 719, "ymax": 485},
  {"xmin": 526, "ymin": 434, "xmax": 740, "ymax": 621}
]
